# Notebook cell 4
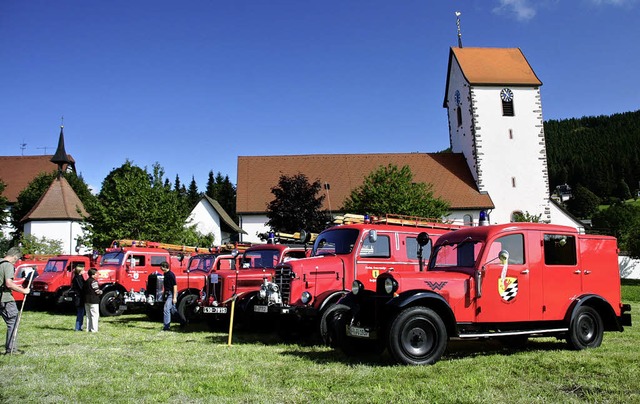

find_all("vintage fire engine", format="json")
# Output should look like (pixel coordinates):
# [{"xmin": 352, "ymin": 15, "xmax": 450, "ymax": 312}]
[
  {"xmin": 11, "ymin": 255, "xmax": 51, "ymax": 303},
  {"xmin": 94, "ymin": 240, "xmax": 198, "ymax": 316},
  {"xmin": 29, "ymin": 254, "xmax": 100, "ymax": 305},
  {"xmin": 324, "ymin": 223, "xmax": 632, "ymax": 365},
  {"xmin": 144, "ymin": 243, "xmax": 249, "ymax": 322},
  {"xmin": 198, "ymin": 242, "xmax": 311, "ymax": 325},
  {"xmin": 251, "ymin": 214, "xmax": 461, "ymax": 337}
]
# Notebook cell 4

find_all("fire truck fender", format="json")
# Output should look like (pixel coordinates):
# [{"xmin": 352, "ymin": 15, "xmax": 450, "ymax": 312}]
[
  {"xmin": 313, "ymin": 290, "xmax": 348, "ymax": 314},
  {"xmin": 236, "ymin": 291, "xmax": 261, "ymax": 313},
  {"xmin": 386, "ymin": 290, "xmax": 457, "ymax": 336},
  {"xmin": 566, "ymin": 294, "xmax": 621, "ymax": 332}
]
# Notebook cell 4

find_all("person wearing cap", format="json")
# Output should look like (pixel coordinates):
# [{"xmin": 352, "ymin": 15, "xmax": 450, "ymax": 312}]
[
  {"xmin": 1, "ymin": 247, "xmax": 31, "ymax": 355},
  {"xmin": 161, "ymin": 261, "xmax": 187, "ymax": 331},
  {"xmin": 71, "ymin": 263, "xmax": 86, "ymax": 331}
]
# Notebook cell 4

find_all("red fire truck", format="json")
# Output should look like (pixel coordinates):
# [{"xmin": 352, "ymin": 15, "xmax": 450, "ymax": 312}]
[
  {"xmin": 30, "ymin": 254, "xmax": 99, "ymax": 305},
  {"xmin": 95, "ymin": 240, "xmax": 197, "ymax": 316},
  {"xmin": 11, "ymin": 255, "xmax": 50, "ymax": 303},
  {"xmin": 198, "ymin": 242, "xmax": 311, "ymax": 326},
  {"xmin": 144, "ymin": 247, "xmax": 246, "ymax": 322},
  {"xmin": 251, "ymin": 214, "xmax": 461, "ymax": 337},
  {"xmin": 325, "ymin": 223, "xmax": 632, "ymax": 365}
]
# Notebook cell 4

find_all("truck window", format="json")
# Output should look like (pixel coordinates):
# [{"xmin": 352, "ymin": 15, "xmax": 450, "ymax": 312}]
[
  {"xmin": 130, "ymin": 255, "xmax": 146, "ymax": 267},
  {"xmin": 431, "ymin": 240, "xmax": 483, "ymax": 269},
  {"xmin": 544, "ymin": 234, "xmax": 577, "ymax": 265},
  {"xmin": 406, "ymin": 237, "xmax": 431, "ymax": 260},
  {"xmin": 44, "ymin": 260, "xmax": 67, "ymax": 273},
  {"xmin": 487, "ymin": 234, "xmax": 525, "ymax": 264},
  {"xmin": 149, "ymin": 256, "xmax": 165, "ymax": 267},
  {"xmin": 313, "ymin": 229, "xmax": 360, "ymax": 255},
  {"xmin": 360, "ymin": 235, "xmax": 390, "ymax": 258}
]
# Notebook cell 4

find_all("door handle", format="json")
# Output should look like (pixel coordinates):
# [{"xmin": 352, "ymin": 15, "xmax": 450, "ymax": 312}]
[
  {"xmin": 584, "ymin": 270, "xmax": 591, "ymax": 275},
  {"xmin": 521, "ymin": 269, "xmax": 529, "ymax": 274},
  {"xmin": 574, "ymin": 270, "xmax": 581, "ymax": 274}
]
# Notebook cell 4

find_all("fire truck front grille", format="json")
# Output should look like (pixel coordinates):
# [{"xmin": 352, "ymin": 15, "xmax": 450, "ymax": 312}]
[{"xmin": 275, "ymin": 267, "xmax": 293, "ymax": 305}]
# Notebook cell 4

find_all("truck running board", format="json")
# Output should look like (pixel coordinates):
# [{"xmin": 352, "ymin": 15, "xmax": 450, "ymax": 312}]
[{"xmin": 457, "ymin": 328, "xmax": 568, "ymax": 339}]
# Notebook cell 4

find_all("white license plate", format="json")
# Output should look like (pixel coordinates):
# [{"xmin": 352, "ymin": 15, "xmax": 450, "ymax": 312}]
[
  {"xmin": 119, "ymin": 305, "xmax": 128, "ymax": 311},
  {"xmin": 253, "ymin": 305, "xmax": 268, "ymax": 313},
  {"xmin": 203, "ymin": 306, "xmax": 228, "ymax": 314},
  {"xmin": 347, "ymin": 325, "xmax": 370, "ymax": 338},
  {"xmin": 32, "ymin": 291, "xmax": 41, "ymax": 296}
]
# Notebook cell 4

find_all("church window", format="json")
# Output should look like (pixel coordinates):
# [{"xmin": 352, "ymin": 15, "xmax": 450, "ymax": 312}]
[
  {"xmin": 500, "ymin": 88, "xmax": 515, "ymax": 116},
  {"xmin": 512, "ymin": 177, "xmax": 517, "ymax": 187},
  {"xmin": 457, "ymin": 107, "xmax": 462, "ymax": 127},
  {"xmin": 509, "ymin": 129, "xmax": 513, "ymax": 139},
  {"xmin": 463, "ymin": 214, "xmax": 473, "ymax": 226}
]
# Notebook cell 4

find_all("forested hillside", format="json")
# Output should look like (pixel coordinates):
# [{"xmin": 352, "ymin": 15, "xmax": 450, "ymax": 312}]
[{"xmin": 545, "ymin": 110, "xmax": 640, "ymax": 199}]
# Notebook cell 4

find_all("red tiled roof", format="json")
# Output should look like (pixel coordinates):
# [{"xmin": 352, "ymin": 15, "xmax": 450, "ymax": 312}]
[
  {"xmin": 236, "ymin": 153, "xmax": 494, "ymax": 214},
  {"xmin": 451, "ymin": 47, "xmax": 542, "ymax": 86},
  {"xmin": 0, "ymin": 155, "xmax": 60, "ymax": 203},
  {"xmin": 21, "ymin": 176, "xmax": 88, "ymax": 222}
]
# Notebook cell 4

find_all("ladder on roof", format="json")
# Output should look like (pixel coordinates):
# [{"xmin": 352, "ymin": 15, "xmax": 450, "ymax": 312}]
[{"xmin": 333, "ymin": 213, "xmax": 462, "ymax": 231}]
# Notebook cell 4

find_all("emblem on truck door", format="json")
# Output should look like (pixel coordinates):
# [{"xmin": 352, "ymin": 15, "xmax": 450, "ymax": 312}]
[{"xmin": 498, "ymin": 277, "xmax": 518, "ymax": 302}]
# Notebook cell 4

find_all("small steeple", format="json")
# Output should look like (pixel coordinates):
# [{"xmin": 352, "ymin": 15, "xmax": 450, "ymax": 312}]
[
  {"xmin": 50, "ymin": 124, "xmax": 75, "ymax": 176},
  {"xmin": 455, "ymin": 11, "xmax": 463, "ymax": 48}
]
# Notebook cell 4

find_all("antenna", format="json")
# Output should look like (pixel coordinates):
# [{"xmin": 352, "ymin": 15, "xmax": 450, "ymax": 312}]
[
  {"xmin": 37, "ymin": 146, "xmax": 52, "ymax": 154},
  {"xmin": 20, "ymin": 140, "xmax": 27, "ymax": 155},
  {"xmin": 324, "ymin": 182, "xmax": 332, "ymax": 218},
  {"xmin": 455, "ymin": 11, "xmax": 463, "ymax": 48}
]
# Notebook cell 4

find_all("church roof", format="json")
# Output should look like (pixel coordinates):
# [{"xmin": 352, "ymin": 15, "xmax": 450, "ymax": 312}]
[
  {"xmin": 201, "ymin": 195, "xmax": 246, "ymax": 234},
  {"xmin": 236, "ymin": 153, "xmax": 494, "ymax": 215},
  {"xmin": 0, "ymin": 155, "xmax": 61, "ymax": 203},
  {"xmin": 21, "ymin": 176, "xmax": 88, "ymax": 222},
  {"xmin": 449, "ymin": 47, "xmax": 541, "ymax": 86}
]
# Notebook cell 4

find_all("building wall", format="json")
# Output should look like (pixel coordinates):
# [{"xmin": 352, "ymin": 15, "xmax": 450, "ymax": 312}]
[
  {"xmin": 619, "ymin": 255, "xmax": 640, "ymax": 279},
  {"xmin": 238, "ymin": 214, "xmax": 269, "ymax": 243},
  {"xmin": 187, "ymin": 200, "xmax": 223, "ymax": 244},
  {"xmin": 23, "ymin": 220, "xmax": 89, "ymax": 255}
]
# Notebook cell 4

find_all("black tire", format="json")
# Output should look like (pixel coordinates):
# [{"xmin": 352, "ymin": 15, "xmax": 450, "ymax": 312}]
[
  {"xmin": 320, "ymin": 303, "xmax": 350, "ymax": 347},
  {"xmin": 388, "ymin": 306, "xmax": 447, "ymax": 365},
  {"xmin": 99, "ymin": 290, "xmax": 125, "ymax": 317},
  {"xmin": 567, "ymin": 306, "xmax": 603, "ymax": 350},
  {"xmin": 177, "ymin": 294, "xmax": 198, "ymax": 323}
]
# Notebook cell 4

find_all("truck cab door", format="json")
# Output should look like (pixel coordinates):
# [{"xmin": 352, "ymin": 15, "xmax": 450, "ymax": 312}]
[
  {"xmin": 476, "ymin": 233, "xmax": 531, "ymax": 323},
  {"xmin": 541, "ymin": 233, "xmax": 582, "ymax": 320},
  {"xmin": 354, "ymin": 231, "xmax": 393, "ymax": 289}
]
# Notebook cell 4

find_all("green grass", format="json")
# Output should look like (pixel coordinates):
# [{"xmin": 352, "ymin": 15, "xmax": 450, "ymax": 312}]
[{"xmin": 1, "ymin": 287, "xmax": 638, "ymax": 403}]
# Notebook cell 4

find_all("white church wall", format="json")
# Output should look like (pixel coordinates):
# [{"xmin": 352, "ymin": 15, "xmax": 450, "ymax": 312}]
[
  {"xmin": 187, "ymin": 200, "xmax": 223, "ymax": 244},
  {"xmin": 24, "ymin": 220, "xmax": 88, "ymax": 255},
  {"xmin": 447, "ymin": 62, "xmax": 478, "ymax": 181},
  {"xmin": 468, "ymin": 86, "xmax": 550, "ymax": 225},
  {"xmin": 619, "ymin": 255, "xmax": 640, "ymax": 280}
]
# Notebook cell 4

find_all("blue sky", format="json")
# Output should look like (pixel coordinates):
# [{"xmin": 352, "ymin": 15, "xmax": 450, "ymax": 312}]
[{"xmin": 1, "ymin": 0, "xmax": 638, "ymax": 193}]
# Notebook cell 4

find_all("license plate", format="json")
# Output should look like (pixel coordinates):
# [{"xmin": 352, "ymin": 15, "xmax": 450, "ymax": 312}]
[
  {"xmin": 253, "ymin": 305, "xmax": 268, "ymax": 313},
  {"xmin": 119, "ymin": 305, "xmax": 128, "ymax": 311},
  {"xmin": 203, "ymin": 306, "xmax": 228, "ymax": 314},
  {"xmin": 32, "ymin": 291, "xmax": 41, "ymax": 296},
  {"xmin": 347, "ymin": 325, "xmax": 370, "ymax": 338}
]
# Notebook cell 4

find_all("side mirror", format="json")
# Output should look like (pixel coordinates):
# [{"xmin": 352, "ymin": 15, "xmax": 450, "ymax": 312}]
[
  {"xmin": 231, "ymin": 249, "xmax": 239, "ymax": 258},
  {"xmin": 417, "ymin": 232, "xmax": 430, "ymax": 247},
  {"xmin": 368, "ymin": 230, "xmax": 378, "ymax": 243},
  {"xmin": 299, "ymin": 229, "xmax": 310, "ymax": 243},
  {"xmin": 499, "ymin": 250, "xmax": 509, "ymax": 264}
]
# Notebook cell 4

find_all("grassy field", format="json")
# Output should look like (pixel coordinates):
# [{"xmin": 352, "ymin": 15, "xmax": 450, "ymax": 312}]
[{"xmin": 1, "ymin": 288, "xmax": 638, "ymax": 404}]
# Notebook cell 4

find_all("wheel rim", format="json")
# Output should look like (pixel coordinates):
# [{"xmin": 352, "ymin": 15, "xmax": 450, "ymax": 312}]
[
  {"xmin": 578, "ymin": 313, "xmax": 596, "ymax": 343},
  {"xmin": 400, "ymin": 317, "xmax": 437, "ymax": 358}
]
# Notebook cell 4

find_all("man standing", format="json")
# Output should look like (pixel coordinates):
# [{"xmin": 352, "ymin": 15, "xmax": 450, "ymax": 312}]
[
  {"xmin": 1, "ymin": 247, "xmax": 31, "ymax": 355},
  {"xmin": 161, "ymin": 261, "xmax": 186, "ymax": 331}
]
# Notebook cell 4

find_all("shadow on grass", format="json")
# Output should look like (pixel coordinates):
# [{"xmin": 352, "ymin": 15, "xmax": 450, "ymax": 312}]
[{"xmin": 279, "ymin": 338, "xmax": 569, "ymax": 367}]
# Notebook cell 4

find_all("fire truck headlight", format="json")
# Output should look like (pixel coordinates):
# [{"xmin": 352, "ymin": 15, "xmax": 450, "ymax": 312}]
[
  {"xmin": 44, "ymin": 284, "xmax": 48, "ymax": 291},
  {"xmin": 351, "ymin": 280, "xmax": 364, "ymax": 295},
  {"xmin": 384, "ymin": 278, "xmax": 398, "ymax": 295},
  {"xmin": 259, "ymin": 289, "xmax": 267, "ymax": 299},
  {"xmin": 301, "ymin": 291, "xmax": 312, "ymax": 305}
]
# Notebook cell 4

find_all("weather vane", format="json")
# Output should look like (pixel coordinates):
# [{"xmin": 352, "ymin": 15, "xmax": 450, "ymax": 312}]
[{"xmin": 455, "ymin": 11, "xmax": 463, "ymax": 48}]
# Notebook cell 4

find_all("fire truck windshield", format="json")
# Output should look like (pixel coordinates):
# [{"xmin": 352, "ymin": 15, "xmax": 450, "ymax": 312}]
[
  {"xmin": 312, "ymin": 228, "xmax": 360, "ymax": 256},
  {"xmin": 188, "ymin": 255, "xmax": 217, "ymax": 273},
  {"xmin": 241, "ymin": 250, "xmax": 280, "ymax": 269},
  {"xmin": 43, "ymin": 260, "xmax": 67, "ymax": 273},
  {"xmin": 430, "ymin": 239, "xmax": 484, "ymax": 269},
  {"xmin": 100, "ymin": 252, "xmax": 125, "ymax": 266}
]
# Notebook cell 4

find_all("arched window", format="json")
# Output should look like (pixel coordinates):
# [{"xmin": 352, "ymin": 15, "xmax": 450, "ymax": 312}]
[
  {"xmin": 457, "ymin": 107, "xmax": 463, "ymax": 127},
  {"xmin": 463, "ymin": 214, "xmax": 473, "ymax": 226}
]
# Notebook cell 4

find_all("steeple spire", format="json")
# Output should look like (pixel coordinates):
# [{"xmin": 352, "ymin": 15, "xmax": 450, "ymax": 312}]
[
  {"xmin": 50, "ymin": 124, "xmax": 75, "ymax": 176},
  {"xmin": 455, "ymin": 11, "xmax": 463, "ymax": 48}
]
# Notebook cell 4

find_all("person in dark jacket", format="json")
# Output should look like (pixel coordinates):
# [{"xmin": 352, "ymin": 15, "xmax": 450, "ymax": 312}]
[
  {"xmin": 71, "ymin": 263, "xmax": 85, "ymax": 331},
  {"xmin": 161, "ymin": 261, "xmax": 186, "ymax": 331},
  {"xmin": 83, "ymin": 268, "xmax": 103, "ymax": 332}
]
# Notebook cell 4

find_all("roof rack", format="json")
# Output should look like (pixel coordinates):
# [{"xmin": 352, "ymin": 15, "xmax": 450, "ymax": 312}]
[
  {"xmin": 274, "ymin": 231, "xmax": 318, "ymax": 243},
  {"xmin": 333, "ymin": 213, "xmax": 462, "ymax": 231},
  {"xmin": 111, "ymin": 239, "xmax": 254, "ymax": 254}
]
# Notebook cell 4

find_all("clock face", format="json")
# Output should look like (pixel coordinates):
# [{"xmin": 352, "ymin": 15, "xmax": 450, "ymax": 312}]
[
  {"xmin": 454, "ymin": 90, "xmax": 461, "ymax": 106},
  {"xmin": 500, "ymin": 88, "xmax": 513, "ymax": 102}
]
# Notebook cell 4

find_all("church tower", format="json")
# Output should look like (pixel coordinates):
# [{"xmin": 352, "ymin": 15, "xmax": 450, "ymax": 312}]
[{"xmin": 443, "ymin": 46, "xmax": 554, "ymax": 225}]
